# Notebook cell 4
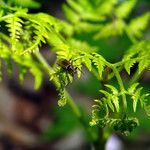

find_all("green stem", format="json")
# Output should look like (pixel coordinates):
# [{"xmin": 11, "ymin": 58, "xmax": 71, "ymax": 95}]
[
  {"xmin": 93, "ymin": 129, "xmax": 106, "ymax": 150},
  {"xmin": 108, "ymin": 66, "xmax": 123, "ymax": 80},
  {"xmin": 112, "ymin": 66, "xmax": 127, "ymax": 111}
]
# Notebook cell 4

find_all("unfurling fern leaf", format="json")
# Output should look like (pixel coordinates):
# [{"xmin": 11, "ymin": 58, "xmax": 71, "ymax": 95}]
[
  {"xmin": 90, "ymin": 99, "xmax": 108, "ymax": 127},
  {"xmin": 113, "ymin": 117, "xmax": 139, "ymax": 136},
  {"xmin": 57, "ymin": 72, "xmax": 68, "ymax": 106}
]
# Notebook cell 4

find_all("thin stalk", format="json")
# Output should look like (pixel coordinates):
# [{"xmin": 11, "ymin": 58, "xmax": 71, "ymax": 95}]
[
  {"xmin": 108, "ymin": 66, "xmax": 123, "ymax": 80},
  {"xmin": 93, "ymin": 129, "xmax": 106, "ymax": 150},
  {"xmin": 112, "ymin": 66, "xmax": 127, "ymax": 111}
]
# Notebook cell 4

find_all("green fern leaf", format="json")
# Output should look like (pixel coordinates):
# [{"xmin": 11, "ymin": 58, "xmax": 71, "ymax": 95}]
[
  {"xmin": 104, "ymin": 97, "xmax": 115, "ymax": 112},
  {"xmin": 5, "ymin": 16, "xmax": 23, "ymax": 51},
  {"xmin": 63, "ymin": 4, "xmax": 80, "ymax": 24},
  {"xmin": 138, "ymin": 59, "xmax": 150, "ymax": 74},
  {"xmin": 124, "ymin": 41, "xmax": 150, "ymax": 75},
  {"xmin": 140, "ymin": 93, "xmax": 149, "ymax": 108},
  {"xmin": 84, "ymin": 55, "xmax": 92, "ymax": 71},
  {"xmin": 92, "ymin": 55, "xmax": 105, "ymax": 79},
  {"xmin": 128, "ymin": 83, "xmax": 139, "ymax": 94},
  {"xmin": 115, "ymin": 0, "xmax": 136, "ymax": 19},
  {"xmin": 97, "ymin": 0, "xmax": 118, "ymax": 16},
  {"xmin": 127, "ymin": 12, "xmax": 150, "ymax": 38},
  {"xmin": 55, "ymin": 44, "xmax": 72, "ymax": 60},
  {"xmin": 67, "ymin": 0, "xmax": 84, "ymax": 14},
  {"xmin": 95, "ymin": 19, "xmax": 125, "ymax": 39},
  {"xmin": 125, "ymin": 59, "xmax": 136, "ymax": 75},
  {"xmin": 144, "ymin": 105, "xmax": 150, "ymax": 117},
  {"xmin": 132, "ymin": 87, "xmax": 143, "ymax": 112},
  {"xmin": 100, "ymin": 90, "xmax": 110, "ymax": 98},
  {"xmin": 105, "ymin": 84, "xmax": 118, "ymax": 95},
  {"xmin": 112, "ymin": 95, "xmax": 119, "ymax": 112}
]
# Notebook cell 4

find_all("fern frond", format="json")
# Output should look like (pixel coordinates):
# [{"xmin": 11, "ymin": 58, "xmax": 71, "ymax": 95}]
[
  {"xmin": 128, "ymin": 83, "xmax": 139, "ymax": 94},
  {"xmin": 13, "ymin": 52, "xmax": 43, "ymax": 89},
  {"xmin": 102, "ymin": 84, "xmax": 120, "ymax": 112},
  {"xmin": 105, "ymin": 84, "xmax": 118, "ymax": 95},
  {"xmin": 5, "ymin": 16, "xmax": 23, "ymax": 51},
  {"xmin": 124, "ymin": 59, "xmax": 136, "ymax": 75},
  {"xmin": 131, "ymin": 87, "xmax": 143, "ymax": 112},
  {"xmin": 127, "ymin": 84, "xmax": 149, "ymax": 112},
  {"xmin": 115, "ymin": 0, "xmax": 136, "ymax": 19},
  {"xmin": 90, "ymin": 99, "xmax": 108, "ymax": 127},
  {"xmin": 94, "ymin": 19, "xmax": 125, "ymax": 39},
  {"xmin": 92, "ymin": 53, "xmax": 105, "ymax": 79},
  {"xmin": 96, "ymin": 0, "xmax": 117, "ymax": 16},
  {"xmin": 20, "ymin": 13, "xmax": 65, "ymax": 55},
  {"xmin": 127, "ymin": 12, "xmax": 150, "ymax": 38},
  {"xmin": 123, "ymin": 41, "xmax": 150, "ymax": 74}
]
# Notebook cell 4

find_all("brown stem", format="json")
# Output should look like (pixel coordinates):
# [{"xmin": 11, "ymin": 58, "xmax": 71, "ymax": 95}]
[{"xmin": 93, "ymin": 129, "xmax": 106, "ymax": 150}]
